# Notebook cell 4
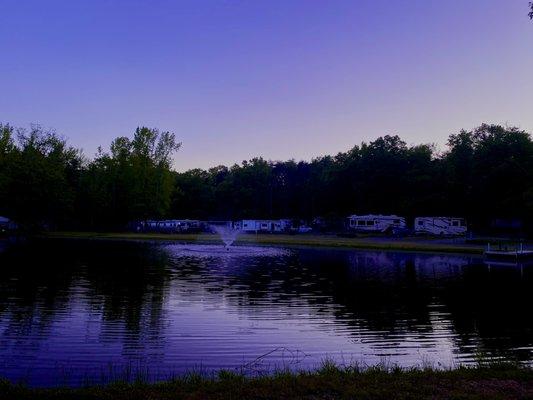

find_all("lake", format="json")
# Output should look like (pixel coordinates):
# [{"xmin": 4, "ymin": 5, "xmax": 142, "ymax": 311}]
[{"xmin": 0, "ymin": 239, "xmax": 532, "ymax": 386}]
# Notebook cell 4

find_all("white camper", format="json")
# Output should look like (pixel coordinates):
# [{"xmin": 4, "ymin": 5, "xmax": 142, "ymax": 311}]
[
  {"xmin": 141, "ymin": 219, "xmax": 201, "ymax": 233},
  {"xmin": 348, "ymin": 215, "xmax": 406, "ymax": 233},
  {"xmin": 0, "ymin": 216, "xmax": 15, "ymax": 233},
  {"xmin": 240, "ymin": 219, "xmax": 291, "ymax": 233},
  {"xmin": 414, "ymin": 217, "xmax": 467, "ymax": 236}
]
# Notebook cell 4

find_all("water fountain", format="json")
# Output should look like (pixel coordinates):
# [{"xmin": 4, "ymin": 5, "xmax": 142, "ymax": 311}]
[
  {"xmin": 162, "ymin": 222, "xmax": 288, "ymax": 258},
  {"xmin": 209, "ymin": 223, "xmax": 240, "ymax": 248}
]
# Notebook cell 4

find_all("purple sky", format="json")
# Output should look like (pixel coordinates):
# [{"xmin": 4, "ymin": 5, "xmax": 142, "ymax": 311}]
[{"xmin": 1, "ymin": 0, "xmax": 532, "ymax": 171}]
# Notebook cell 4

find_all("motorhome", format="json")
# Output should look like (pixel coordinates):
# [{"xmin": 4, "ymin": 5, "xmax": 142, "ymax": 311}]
[
  {"xmin": 414, "ymin": 217, "xmax": 467, "ymax": 236},
  {"xmin": 240, "ymin": 219, "xmax": 292, "ymax": 233},
  {"xmin": 347, "ymin": 214, "xmax": 406, "ymax": 233},
  {"xmin": 0, "ymin": 216, "xmax": 15, "ymax": 234},
  {"xmin": 139, "ymin": 219, "xmax": 201, "ymax": 233}
]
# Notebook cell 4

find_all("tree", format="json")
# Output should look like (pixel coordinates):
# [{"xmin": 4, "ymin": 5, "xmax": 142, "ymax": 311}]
[
  {"xmin": 2, "ymin": 125, "xmax": 83, "ymax": 229},
  {"xmin": 0, "ymin": 124, "xmax": 15, "ymax": 216},
  {"xmin": 2, "ymin": 121, "xmax": 533, "ymax": 233},
  {"xmin": 443, "ymin": 124, "xmax": 533, "ymax": 229},
  {"xmin": 529, "ymin": 2, "xmax": 533, "ymax": 19},
  {"xmin": 82, "ymin": 127, "xmax": 181, "ymax": 228}
]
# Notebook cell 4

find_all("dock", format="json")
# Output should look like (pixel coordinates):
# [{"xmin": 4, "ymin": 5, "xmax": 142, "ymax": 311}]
[{"xmin": 484, "ymin": 242, "xmax": 533, "ymax": 262}]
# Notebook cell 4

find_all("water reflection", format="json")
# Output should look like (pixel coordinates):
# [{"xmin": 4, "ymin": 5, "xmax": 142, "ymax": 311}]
[{"xmin": 0, "ymin": 239, "xmax": 532, "ymax": 386}]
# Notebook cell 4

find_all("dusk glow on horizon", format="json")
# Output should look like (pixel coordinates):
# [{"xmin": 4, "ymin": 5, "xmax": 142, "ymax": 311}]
[{"xmin": 1, "ymin": 0, "xmax": 532, "ymax": 170}]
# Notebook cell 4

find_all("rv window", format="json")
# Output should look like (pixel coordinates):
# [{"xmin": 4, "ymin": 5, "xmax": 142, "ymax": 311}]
[
  {"xmin": 357, "ymin": 220, "xmax": 365, "ymax": 226},
  {"xmin": 393, "ymin": 219, "xmax": 400, "ymax": 224},
  {"xmin": 367, "ymin": 220, "xmax": 374, "ymax": 226},
  {"xmin": 418, "ymin": 220, "xmax": 423, "ymax": 226},
  {"xmin": 452, "ymin": 220, "xmax": 459, "ymax": 226}
]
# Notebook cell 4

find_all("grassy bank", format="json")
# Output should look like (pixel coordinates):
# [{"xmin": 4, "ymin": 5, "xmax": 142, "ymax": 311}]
[
  {"xmin": 43, "ymin": 231, "xmax": 485, "ymax": 255},
  {"xmin": 2, "ymin": 364, "xmax": 533, "ymax": 400}
]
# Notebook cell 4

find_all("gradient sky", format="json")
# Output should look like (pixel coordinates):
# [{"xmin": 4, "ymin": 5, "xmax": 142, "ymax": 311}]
[{"xmin": 1, "ymin": 0, "xmax": 532, "ymax": 170}]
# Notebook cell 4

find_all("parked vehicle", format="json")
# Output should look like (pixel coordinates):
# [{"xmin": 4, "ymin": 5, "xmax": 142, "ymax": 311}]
[
  {"xmin": 347, "ymin": 215, "xmax": 406, "ymax": 233},
  {"xmin": 297, "ymin": 225, "xmax": 313, "ymax": 233},
  {"xmin": 240, "ymin": 219, "xmax": 292, "ymax": 233},
  {"xmin": 0, "ymin": 216, "xmax": 17, "ymax": 235},
  {"xmin": 136, "ymin": 219, "xmax": 202, "ymax": 233},
  {"xmin": 414, "ymin": 217, "xmax": 467, "ymax": 236}
]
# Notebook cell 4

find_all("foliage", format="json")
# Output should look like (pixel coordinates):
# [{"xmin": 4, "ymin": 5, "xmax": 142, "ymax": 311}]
[
  {"xmin": 1, "ymin": 123, "xmax": 533, "ymax": 232},
  {"xmin": 172, "ymin": 127, "xmax": 533, "ymax": 232},
  {"xmin": 0, "ymin": 124, "xmax": 82, "ymax": 230},
  {"xmin": 79, "ymin": 127, "xmax": 181, "ymax": 228},
  {"xmin": 0, "ymin": 125, "xmax": 180, "ymax": 231}
]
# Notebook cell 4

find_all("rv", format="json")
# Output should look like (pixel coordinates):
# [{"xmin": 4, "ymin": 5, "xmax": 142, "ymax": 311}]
[
  {"xmin": 414, "ymin": 217, "xmax": 467, "ymax": 236},
  {"xmin": 240, "ymin": 219, "xmax": 292, "ymax": 233},
  {"xmin": 0, "ymin": 216, "xmax": 17, "ymax": 233},
  {"xmin": 139, "ymin": 219, "xmax": 201, "ymax": 233},
  {"xmin": 347, "ymin": 214, "xmax": 406, "ymax": 233},
  {"xmin": 0, "ymin": 216, "xmax": 12, "ymax": 234}
]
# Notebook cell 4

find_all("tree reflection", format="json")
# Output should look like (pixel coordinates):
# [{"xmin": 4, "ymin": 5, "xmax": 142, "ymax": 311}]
[{"xmin": 1, "ymin": 239, "xmax": 532, "ymax": 375}]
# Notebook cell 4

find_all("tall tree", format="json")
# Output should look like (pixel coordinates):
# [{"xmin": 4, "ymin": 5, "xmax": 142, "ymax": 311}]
[
  {"xmin": 0, "ymin": 124, "xmax": 15, "ymax": 217},
  {"xmin": 82, "ymin": 127, "xmax": 181, "ymax": 228},
  {"xmin": 2, "ymin": 125, "xmax": 82, "ymax": 229}
]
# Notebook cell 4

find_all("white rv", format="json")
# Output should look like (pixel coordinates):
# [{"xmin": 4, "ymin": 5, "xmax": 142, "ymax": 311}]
[
  {"xmin": 141, "ymin": 219, "xmax": 201, "ymax": 233},
  {"xmin": 0, "ymin": 216, "xmax": 16, "ymax": 233},
  {"xmin": 240, "ymin": 219, "xmax": 291, "ymax": 233},
  {"xmin": 414, "ymin": 217, "xmax": 467, "ymax": 236},
  {"xmin": 347, "ymin": 215, "xmax": 406, "ymax": 233}
]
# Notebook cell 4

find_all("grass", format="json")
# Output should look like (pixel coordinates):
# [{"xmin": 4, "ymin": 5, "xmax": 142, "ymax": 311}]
[
  {"xmin": 1, "ymin": 363, "xmax": 533, "ymax": 399},
  {"xmin": 42, "ymin": 231, "xmax": 485, "ymax": 255}
]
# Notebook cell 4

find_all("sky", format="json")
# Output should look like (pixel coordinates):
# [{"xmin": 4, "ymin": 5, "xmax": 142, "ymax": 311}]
[{"xmin": 1, "ymin": 0, "xmax": 532, "ymax": 171}]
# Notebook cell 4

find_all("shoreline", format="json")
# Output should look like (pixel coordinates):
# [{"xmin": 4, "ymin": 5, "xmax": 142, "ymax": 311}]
[
  {"xmin": 41, "ymin": 231, "xmax": 486, "ymax": 255},
  {"xmin": 1, "ymin": 364, "xmax": 532, "ymax": 399}
]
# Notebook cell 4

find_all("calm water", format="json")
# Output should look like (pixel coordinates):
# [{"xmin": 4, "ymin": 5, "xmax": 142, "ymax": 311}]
[{"xmin": 0, "ymin": 239, "xmax": 532, "ymax": 386}]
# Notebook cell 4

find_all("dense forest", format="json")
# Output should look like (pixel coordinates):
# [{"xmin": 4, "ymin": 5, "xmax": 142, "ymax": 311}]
[{"xmin": 1, "ymin": 122, "xmax": 533, "ymax": 232}]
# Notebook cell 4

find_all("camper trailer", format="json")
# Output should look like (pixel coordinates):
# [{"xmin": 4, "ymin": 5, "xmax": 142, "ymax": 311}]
[
  {"xmin": 347, "ymin": 215, "xmax": 406, "ymax": 233},
  {"xmin": 139, "ymin": 219, "xmax": 201, "ymax": 233},
  {"xmin": 240, "ymin": 219, "xmax": 292, "ymax": 233},
  {"xmin": 0, "ymin": 216, "xmax": 16, "ymax": 234},
  {"xmin": 414, "ymin": 217, "xmax": 467, "ymax": 236}
]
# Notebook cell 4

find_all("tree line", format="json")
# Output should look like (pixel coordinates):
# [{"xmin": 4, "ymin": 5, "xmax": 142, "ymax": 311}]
[{"xmin": 1, "ymin": 123, "xmax": 532, "ymax": 232}]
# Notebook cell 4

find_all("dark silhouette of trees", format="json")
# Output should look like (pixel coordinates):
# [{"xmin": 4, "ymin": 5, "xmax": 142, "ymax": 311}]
[
  {"xmin": 0, "ymin": 124, "xmax": 82, "ymax": 230},
  {"xmin": 79, "ymin": 127, "xmax": 181, "ymax": 229},
  {"xmin": 0, "ymin": 123, "xmax": 532, "ymax": 232},
  {"xmin": 169, "ymin": 126, "xmax": 533, "ymax": 232}
]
